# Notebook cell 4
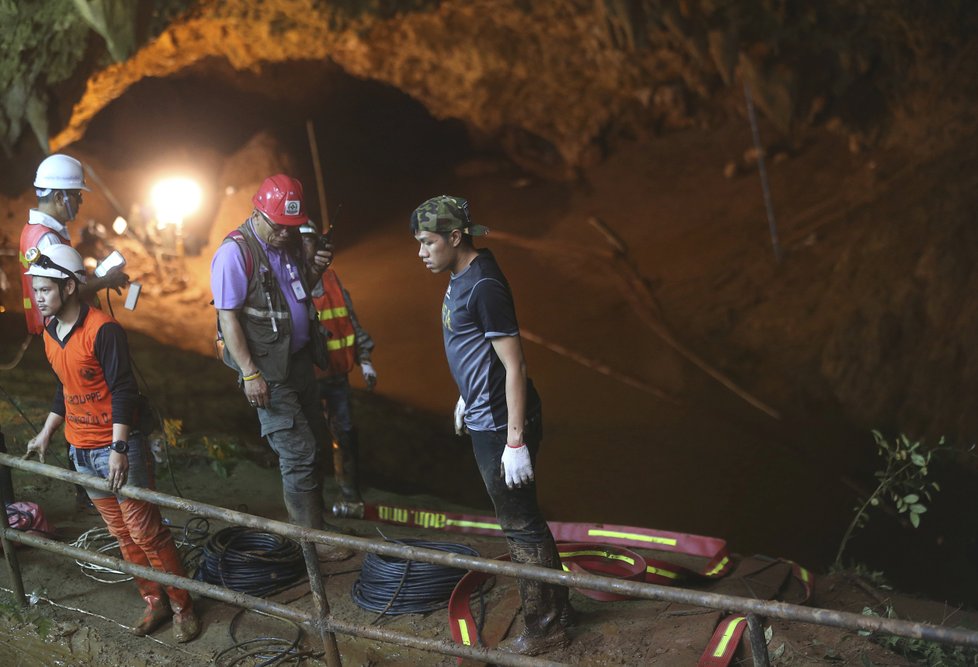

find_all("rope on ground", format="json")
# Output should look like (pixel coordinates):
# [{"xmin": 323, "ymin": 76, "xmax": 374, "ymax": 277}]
[
  {"xmin": 351, "ymin": 536, "xmax": 480, "ymax": 620},
  {"xmin": 71, "ymin": 518, "xmax": 209, "ymax": 583},
  {"xmin": 213, "ymin": 607, "xmax": 312, "ymax": 667},
  {"xmin": 71, "ymin": 526, "xmax": 131, "ymax": 583}
]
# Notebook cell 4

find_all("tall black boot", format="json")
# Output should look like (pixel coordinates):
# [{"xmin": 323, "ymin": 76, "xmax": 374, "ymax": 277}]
[
  {"xmin": 331, "ymin": 430, "xmax": 364, "ymax": 518},
  {"xmin": 283, "ymin": 490, "xmax": 353, "ymax": 562},
  {"xmin": 497, "ymin": 537, "xmax": 573, "ymax": 655}
]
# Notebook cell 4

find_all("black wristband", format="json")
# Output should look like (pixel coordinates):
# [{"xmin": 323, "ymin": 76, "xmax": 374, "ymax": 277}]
[{"xmin": 110, "ymin": 440, "xmax": 129, "ymax": 454}]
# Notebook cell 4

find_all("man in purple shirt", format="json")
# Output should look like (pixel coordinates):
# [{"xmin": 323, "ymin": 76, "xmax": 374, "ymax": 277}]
[{"xmin": 210, "ymin": 174, "xmax": 350, "ymax": 561}]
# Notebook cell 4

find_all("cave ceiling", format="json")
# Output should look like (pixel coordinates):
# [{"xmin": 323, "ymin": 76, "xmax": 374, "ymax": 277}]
[{"xmin": 1, "ymin": 1, "xmax": 974, "ymax": 179}]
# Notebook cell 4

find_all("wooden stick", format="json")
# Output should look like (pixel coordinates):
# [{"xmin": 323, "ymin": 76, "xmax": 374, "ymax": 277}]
[
  {"xmin": 588, "ymin": 216, "xmax": 780, "ymax": 418},
  {"xmin": 305, "ymin": 119, "xmax": 330, "ymax": 229},
  {"xmin": 521, "ymin": 330, "xmax": 681, "ymax": 405}
]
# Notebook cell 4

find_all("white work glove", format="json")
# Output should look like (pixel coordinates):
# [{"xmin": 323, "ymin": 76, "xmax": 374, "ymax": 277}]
[
  {"xmin": 500, "ymin": 444, "xmax": 534, "ymax": 489},
  {"xmin": 453, "ymin": 396, "xmax": 467, "ymax": 435},
  {"xmin": 361, "ymin": 361, "xmax": 377, "ymax": 391}
]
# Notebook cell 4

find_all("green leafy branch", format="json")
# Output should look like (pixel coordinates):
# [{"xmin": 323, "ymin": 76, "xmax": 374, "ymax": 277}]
[
  {"xmin": 834, "ymin": 431, "xmax": 944, "ymax": 570},
  {"xmin": 861, "ymin": 606, "xmax": 978, "ymax": 666}
]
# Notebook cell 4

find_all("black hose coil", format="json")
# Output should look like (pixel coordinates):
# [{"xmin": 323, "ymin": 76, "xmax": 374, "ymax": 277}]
[
  {"xmin": 196, "ymin": 526, "xmax": 306, "ymax": 598},
  {"xmin": 351, "ymin": 539, "xmax": 480, "ymax": 615}
]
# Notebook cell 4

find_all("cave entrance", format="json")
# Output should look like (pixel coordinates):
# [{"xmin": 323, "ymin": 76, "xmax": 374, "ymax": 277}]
[{"xmin": 76, "ymin": 57, "xmax": 474, "ymax": 251}]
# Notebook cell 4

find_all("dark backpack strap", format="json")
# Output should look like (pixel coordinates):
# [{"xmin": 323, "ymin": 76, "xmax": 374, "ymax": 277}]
[
  {"xmin": 215, "ymin": 230, "xmax": 255, "ymax": 342},
  {"xmin": 225, "ymin": 230, "xmax": 254, "ymax": 280}
]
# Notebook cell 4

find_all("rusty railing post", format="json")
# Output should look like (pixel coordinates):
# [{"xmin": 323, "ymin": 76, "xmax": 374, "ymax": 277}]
[
  {"xmin": 300, "ymin": 541, "xmax": 342, "ymax": 667},
  {"xmin": 0, "ymin": 436, "xmax": 27, "ymax": 608}
]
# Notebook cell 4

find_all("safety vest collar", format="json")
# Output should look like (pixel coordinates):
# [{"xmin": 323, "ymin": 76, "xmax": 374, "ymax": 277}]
[
  {"xmin": 28, "ymin": 209, "xmax": 71, "ymax": 241},
  {"xmin": 45, "ymin": 302, "xmax": 90, "ymax": 349}
]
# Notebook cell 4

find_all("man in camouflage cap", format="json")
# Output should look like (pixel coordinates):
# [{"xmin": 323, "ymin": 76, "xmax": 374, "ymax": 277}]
[
  {"xmin": 410, "ymin": 195, "xmax": 572, "ymax": 656},
  {"xmin": 411, "ymin": 194, "xmax": 490, "ymax": 236}
]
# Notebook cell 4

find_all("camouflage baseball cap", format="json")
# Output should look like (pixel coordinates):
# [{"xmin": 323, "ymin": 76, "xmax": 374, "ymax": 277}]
[{"xmin": 411, "ymin": 195, "xmax": 489, "ymax": 236}]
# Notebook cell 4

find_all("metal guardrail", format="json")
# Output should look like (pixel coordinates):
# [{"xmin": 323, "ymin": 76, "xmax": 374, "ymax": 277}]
[{"xmin": 2, "ymin": 452, "xmax": 978, "ymax": 667}]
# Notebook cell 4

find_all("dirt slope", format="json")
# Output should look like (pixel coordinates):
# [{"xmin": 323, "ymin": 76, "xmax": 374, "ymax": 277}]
[{"xmin": 3, "ymin": 114, "xmax": 978, "ymax": 608}]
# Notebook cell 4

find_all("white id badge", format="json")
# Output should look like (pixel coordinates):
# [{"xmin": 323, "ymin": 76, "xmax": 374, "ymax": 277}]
[{"xmin": 290, "ymin": 279, "xmax": 307, "ymax": 300}]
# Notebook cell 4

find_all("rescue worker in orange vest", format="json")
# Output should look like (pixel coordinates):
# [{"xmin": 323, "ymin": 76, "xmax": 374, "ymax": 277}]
[
  {"xmin": 22, "ymin": 244, "xmax": 201, "ymax": 643},
  {"xmin": 19, "ymin": 153, "xmax": 129, "ymax": 512},
  {"xmin": 299, "ymin": 223, "xmax": 376, "ymax": 518}
]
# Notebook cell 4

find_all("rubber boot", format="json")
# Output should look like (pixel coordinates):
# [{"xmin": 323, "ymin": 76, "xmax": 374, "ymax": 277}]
[
  {"xmin": 118, "ymin": 499, "xmax": 201, "ymax": 642},
  {"xmin": 283, "ymin": 490, "xmax": 353, "ymax": 562},
  {"xmin": 331, "ymin": 430, "xmax": 364, "ymax": 518},
  {"xmin": 121, "ymin": 541, "xmax": 173, "ymax": 636},
  {"xmin": 92, "ymin": 497, "xmax": 173, "ymax": 636},
  {"xmin": 497, "ymin": 538, "xmax": 573, "ymax": 656},
  {"xmin": 171, "ymin": 601, "xmax": 202, "ymax": 643}
]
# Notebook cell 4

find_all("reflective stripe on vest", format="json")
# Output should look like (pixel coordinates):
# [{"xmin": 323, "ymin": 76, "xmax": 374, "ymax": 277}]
[
  {"xmin": 243, "ymin": 305, "xmax": 290, "ymax": 320},
  {"xmin": 312, "ymin": 269, "xmax": 356, "ymax": 377},
  {"xmin": 326, "ymin": 332, "xmax": 355, "ymax": 351},
  {"xmin": 318, "ymin": 305, "xmax": 349, "ymax": 320}
]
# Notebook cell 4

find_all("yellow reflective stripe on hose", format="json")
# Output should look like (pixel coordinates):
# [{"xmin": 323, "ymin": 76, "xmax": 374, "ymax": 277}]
[
  {"xmin": 446, "ymin": 519, "xmax": 502, "ymax": 531},
  {"xmin": 647, "ymin": 565, "xmax": 680, "ymax": 579},
  {"xmin": 713, "ymin": 616, "xmax": 745, "ymax": 657},
  {"xmin": 588, "ymin": 529, "xmax": 678, "ymax": 546},
  {"xmin": 706, "ymin": 556, "xmax": 730, "ymax": 577},
  {"xmin": 457, "ymin": 619, "xmax": 471, "ymax": 645},
  {"xmin": 559, "ymin": 549, "xmax": 637, "ymax": 566}
]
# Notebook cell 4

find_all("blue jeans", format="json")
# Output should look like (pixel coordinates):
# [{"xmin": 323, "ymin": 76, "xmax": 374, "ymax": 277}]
[{"xmin": 70, "ymin": 433, "xmax": 153, "ymax": 501}]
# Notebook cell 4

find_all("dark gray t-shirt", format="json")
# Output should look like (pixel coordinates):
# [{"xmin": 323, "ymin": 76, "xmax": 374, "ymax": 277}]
[{"xmin": 442, "ymin": 249, "xmax": 519, "ymax": 432}]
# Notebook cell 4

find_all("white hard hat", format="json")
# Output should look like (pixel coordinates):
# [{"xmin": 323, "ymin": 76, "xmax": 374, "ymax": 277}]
[
  {"xmin": 24, "ymin": 244, "xmax": 88, "ymax": 283},
  {"xmin": 34, "ymin": 154, "xmax": 91, "ymax": 194}
]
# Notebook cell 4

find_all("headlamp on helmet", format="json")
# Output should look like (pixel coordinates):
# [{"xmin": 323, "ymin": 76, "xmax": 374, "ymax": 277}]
[{"xmin": 24, "ymin": 245, "xmax": 88, "ymax": 283}]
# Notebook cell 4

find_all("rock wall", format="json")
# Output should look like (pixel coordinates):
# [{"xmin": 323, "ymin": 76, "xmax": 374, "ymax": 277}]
[{"xmin": 9, "ymin": 1, "xmax": 970, "ymax": 179}]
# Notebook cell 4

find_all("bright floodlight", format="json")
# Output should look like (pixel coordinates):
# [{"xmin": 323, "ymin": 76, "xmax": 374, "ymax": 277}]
[
  {"xmin": 151, "ymin": 177, "xmax": 202, "ymax": 226},
  {"xmin": 112, "ymin": 216, "xmax": 128, "ymax": 235}
]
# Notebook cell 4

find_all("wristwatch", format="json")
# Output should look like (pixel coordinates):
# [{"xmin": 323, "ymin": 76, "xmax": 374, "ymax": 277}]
[{"xmin": 110, "ymin": 440, "xmax": 129, "ymax": 454}]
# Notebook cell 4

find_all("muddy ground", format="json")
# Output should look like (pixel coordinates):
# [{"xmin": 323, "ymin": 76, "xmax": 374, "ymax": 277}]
[
  {"xmin": 0, "ymin": 438, "xmax": 973, "ymax": 667},
  {"xmin": 1, "ymin": 322, "xmax": 977, "ymax": 665},
  {"xmin": 2, "ymin": 108, "xmax": 978, "ymax": 664}
]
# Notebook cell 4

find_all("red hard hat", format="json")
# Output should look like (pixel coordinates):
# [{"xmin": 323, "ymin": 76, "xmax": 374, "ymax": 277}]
[{"xmin": 252, "ymin": 174, "xmax": 309, "ymax": 227}]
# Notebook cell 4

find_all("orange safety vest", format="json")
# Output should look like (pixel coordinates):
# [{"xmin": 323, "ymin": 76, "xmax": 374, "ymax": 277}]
[
  {"xmin": 312, "ymin": 269, "xmax": 356, "ymax": 378},
  {"xmin": 43, "ymin": 307, "xmax": 121, "ymax": 448},
  {"xmin": 20, "ymin": 222, "xmax": 69, "ymax": 335}
]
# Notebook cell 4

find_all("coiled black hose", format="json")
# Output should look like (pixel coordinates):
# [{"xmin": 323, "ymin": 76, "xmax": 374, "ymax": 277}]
[
  {"xmin": 351, "ymin": 539, "xmax": 480, "ymax": 615},
  {"xmin": 196, "ymin": 526, "xmax": 306, "ymax": 598}
]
